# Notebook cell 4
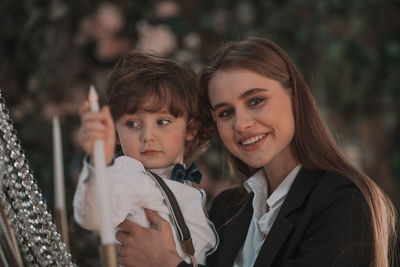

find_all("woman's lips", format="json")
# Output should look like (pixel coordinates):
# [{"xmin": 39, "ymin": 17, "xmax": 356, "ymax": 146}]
[{"xmin": 238, "ymin": 133, "xmax": 267, "ymax": 151}]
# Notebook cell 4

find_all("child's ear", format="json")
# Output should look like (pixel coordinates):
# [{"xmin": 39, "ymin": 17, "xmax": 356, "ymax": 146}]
[
  {"xmin": 115, "ymin": 130, "xmax": 121, "ymax": 145},
  {"xmin": 185, "ymin": 119, "xmax": 199, "ymax": 141},
  {"xmin": 185, "ymin": 130, "xmax": 197, "ymax": 141}
]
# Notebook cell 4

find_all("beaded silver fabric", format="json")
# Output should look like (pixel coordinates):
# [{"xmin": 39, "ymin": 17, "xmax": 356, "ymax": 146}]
[{"xmin": 0, "ymin": 92, "xmax": 75, "ymax": 266}]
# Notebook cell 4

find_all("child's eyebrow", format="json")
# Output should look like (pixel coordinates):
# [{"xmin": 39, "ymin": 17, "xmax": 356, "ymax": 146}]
[
  {"xmin": 212, "ymin": 88, "xmax": 268, "ymax": 111},
  {"xmin": 143, "ymin": 110, "xmax": 177, "ymax": 117},
  {"xmin": 154, "ymin": 110, "xmax": 172, "ymax": 115}
]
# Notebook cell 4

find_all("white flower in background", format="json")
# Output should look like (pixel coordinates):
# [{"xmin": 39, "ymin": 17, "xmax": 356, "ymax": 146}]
[
  {"xmin": 175, "ymin": 49, "xmax": 193, "ymax": 63},
  {"xmin": 76, "ymin": 2, "xmax": 130, "ymax": 61},
  {"xmin": 155, "ymin": 1, "xmax": 180, "ymax": 19},
  {"xmin": 343, "ymin": 143, "xmax": 362, "ymax": 169},
  {"xmin": 183, "ymin": 32, "xmax": 201, "ymax": 50},
  {"xmin": 136, "ymin": 21, "xmax": 177, "ymax": 55},
  {"xmin": 93, "ymin": 2, "xmax": 124, "ymax": 40}
]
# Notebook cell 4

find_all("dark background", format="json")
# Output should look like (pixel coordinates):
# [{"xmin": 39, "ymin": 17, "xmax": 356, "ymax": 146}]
[{"xmin": 1, "ymin": 0, "xmax": 399, "ymax": 265}]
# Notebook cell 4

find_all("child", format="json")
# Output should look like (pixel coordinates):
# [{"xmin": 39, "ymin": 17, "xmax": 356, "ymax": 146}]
[{"xmin": 73, "ymin": 51, "xmax": 218, "ymax": 265}]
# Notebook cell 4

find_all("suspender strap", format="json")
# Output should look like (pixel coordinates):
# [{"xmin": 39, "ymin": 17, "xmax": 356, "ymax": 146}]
[{"xmin": 149, "ymin": 171, "xmax": 197, "ymax": 267}]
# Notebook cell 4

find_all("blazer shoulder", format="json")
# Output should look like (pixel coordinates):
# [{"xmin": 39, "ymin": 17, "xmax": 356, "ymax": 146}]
[
  {"xmin": 315, "ymin": 171, "xmax": 362, "ymax": 196},
  {"xmin": 309, "ymin": 170, "xmax": 369, "ymax": 215},
  {"xmin": 270, "ymin": 169, "xmax": 374, "ymax": 267}
]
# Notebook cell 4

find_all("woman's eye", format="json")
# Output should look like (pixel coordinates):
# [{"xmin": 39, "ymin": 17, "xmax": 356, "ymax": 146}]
[
  {"xmin": 218, "ymin": 109, "xmax": 233, "ymax": 118},
  {"xmin": 249, "ymin": 97, "xmax": 264, "ymax": 106},
  {"xmin": 157, "ymin": 119, "xmax": 170, "ymax": 126},
  {"xmin": 127, "ymin": 121, "xmax": 139, "ymax": 128}
]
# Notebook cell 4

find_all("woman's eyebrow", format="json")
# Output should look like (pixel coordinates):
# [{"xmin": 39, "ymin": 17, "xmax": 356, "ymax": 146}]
[
  {"xmin": 212, "ymin": 88, "xmax": 268, "ymax": 111},
  {"xmin": 239, "ymin": 88, "xmax": 268, "ymax": 99},
  {"xmin": 212, "ymin": 102, "xmax": 229, "ymax": 111}
]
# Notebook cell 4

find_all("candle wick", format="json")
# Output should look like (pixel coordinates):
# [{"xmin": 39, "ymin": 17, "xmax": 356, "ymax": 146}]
[
  {"xmin": 89, "ymin": 85, "xmax": 100, "ymax": 112},
  {"xmin": 89, "ymin": 85, "xmax": 98, "ymax": 102}
]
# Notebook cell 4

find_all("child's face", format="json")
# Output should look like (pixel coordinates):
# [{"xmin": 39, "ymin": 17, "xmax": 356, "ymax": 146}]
[{"xmin": 115, "ymin": 105, "xmax": 194, "ymax": 169}]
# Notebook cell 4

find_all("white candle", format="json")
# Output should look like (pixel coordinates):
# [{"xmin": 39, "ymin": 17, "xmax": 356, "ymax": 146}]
[
  {"xmin": 89, "ymin": 85, "xmax": 114, "ymax": 245},
  {"xmin": 52, "ymin": 116, "xmax": 66, "ymax": 211}
]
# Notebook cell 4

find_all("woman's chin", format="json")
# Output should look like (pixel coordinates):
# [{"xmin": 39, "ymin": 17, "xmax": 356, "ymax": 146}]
[{"xmin": 243, "ymin": 160, "xmax": 265, "ymax": 169}]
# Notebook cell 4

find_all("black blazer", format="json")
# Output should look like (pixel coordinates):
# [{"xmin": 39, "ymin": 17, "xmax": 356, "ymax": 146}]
[{"xmin": 206, "ymin": 168, "xmax": 373, "ymax": 267}]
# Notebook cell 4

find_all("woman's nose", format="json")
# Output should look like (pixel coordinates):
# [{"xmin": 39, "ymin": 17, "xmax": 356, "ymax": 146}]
[{"xmin": 233, "ymin": 110, "xmax": 255, "ymax": 132}]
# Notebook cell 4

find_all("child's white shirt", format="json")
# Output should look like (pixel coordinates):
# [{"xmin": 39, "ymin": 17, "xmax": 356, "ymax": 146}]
[{"xmin": 73, "ymin": 155, "xmax": 218, "ymax": 264}]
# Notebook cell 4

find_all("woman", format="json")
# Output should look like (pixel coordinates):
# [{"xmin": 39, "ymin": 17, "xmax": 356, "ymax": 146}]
[{"xmin": 116, "ymin": 37, "xmax": 398, "ymax": 267}]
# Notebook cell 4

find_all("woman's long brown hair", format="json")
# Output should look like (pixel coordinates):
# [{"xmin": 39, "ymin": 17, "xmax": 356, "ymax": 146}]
[{"xmin": 199, "ymin": 37, "xmax": 398, "ymax": 267}]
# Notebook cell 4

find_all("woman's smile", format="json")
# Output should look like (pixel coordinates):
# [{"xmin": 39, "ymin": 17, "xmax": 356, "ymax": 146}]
[{"xmin": 238, "ymin": 133, "xmax": 267, "ymax": 151}]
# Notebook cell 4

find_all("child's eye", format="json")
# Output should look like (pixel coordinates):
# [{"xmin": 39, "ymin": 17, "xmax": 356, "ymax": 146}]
[
  {"xmin": 126, "ymin": 121, "xmax": 139, "ymax": 128},
  {"xmin": 157, "ymin": 119, "xmax": 170, "ymax": 126},
  {"xmin": 217, "ymin": 109, "xmax": 233, "ymax": 118},
  {"xmin": 249, "ymin": 97, "xmax": 264, "ymax": 106}
]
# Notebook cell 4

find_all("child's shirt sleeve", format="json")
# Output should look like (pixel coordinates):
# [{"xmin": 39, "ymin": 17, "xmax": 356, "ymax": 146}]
[
  {"xmin": 73, "ymin": 156, "xmax": 154, "ymax": 230},
  {"xmin": 73, "ymin": 157, "xmax": 105, "ymax": 230}
]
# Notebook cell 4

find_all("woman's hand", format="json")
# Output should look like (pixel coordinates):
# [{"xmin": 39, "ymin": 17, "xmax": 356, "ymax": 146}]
[
  {"xmin": 77, "ymin": 101, "xmax": 115, "ymax": 165},
  {"xmin": 116, "ymin": 209, "xmax": 182, "ymax": 267}
]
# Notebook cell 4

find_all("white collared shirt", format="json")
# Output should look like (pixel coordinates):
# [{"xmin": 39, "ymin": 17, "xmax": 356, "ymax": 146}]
[
  {"xmin": 73, "ymin": 155, "xmax": 218, "ymax": 264},
  {"xmin": 234, "ymin": 164, "xmax": 302, "ymax": 267}
]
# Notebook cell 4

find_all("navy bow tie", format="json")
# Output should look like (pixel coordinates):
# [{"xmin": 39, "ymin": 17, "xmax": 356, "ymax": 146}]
[{"xmin": 171, "ymin": 163, "xmax": 202, "ymax": 184}]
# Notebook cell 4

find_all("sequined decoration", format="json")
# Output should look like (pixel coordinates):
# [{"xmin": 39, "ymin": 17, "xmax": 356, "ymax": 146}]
[{"xmin": 0, "ymin": 92, "xmax": 75, "ymax": 266}]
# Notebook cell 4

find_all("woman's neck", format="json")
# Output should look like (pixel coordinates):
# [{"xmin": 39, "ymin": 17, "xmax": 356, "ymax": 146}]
[{"xmin": 263, "ymin": 153, "xmax": 299, "ymax": 194}]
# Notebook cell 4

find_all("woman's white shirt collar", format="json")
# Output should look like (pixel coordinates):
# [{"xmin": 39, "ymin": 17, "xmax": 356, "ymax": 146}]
[{"xmin": 234, "ymin": 164, "xmax": 302, "ymax": 267}]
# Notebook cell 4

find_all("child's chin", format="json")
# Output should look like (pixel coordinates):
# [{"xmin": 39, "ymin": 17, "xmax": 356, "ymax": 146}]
[{"xmin": 143, "ymin": 162, "xmax": 167, "ymax": 169}]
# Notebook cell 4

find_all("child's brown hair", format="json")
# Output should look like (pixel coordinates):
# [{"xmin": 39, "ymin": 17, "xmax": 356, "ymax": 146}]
[{"xmin": 106, "ymin": 50, "xmax": 212, "ymax": 163}]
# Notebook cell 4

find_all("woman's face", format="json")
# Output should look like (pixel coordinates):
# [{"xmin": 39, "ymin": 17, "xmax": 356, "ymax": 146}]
[{"xmin": 208, "ymin": 68, "xmax": 297, "ymax": 173}]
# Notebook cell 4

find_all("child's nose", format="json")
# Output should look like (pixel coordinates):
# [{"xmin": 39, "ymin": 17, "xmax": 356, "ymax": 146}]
[{"xmin": 140, "ymin": 125, "xmax": 156, "ymax": 142}]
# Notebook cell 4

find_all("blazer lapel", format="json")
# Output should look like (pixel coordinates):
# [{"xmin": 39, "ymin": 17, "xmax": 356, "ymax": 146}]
[
  {"xmin": 254, "ymin": 168, "xmax": 322, "ymax": 267},
  {"xmin": 216, "ymin": 195, "xmax": 253, "ymax": 267}
]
